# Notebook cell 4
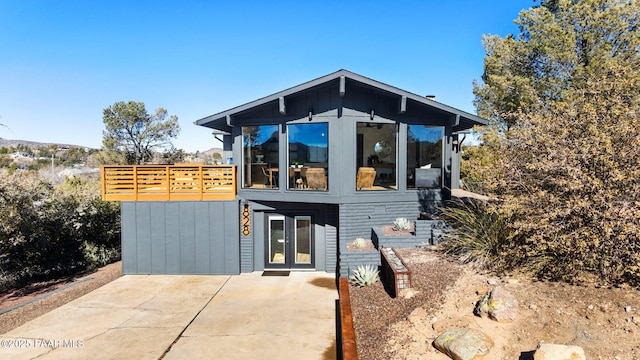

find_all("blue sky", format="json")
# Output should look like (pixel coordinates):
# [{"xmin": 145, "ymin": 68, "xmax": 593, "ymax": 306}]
[{"xmin": 0, "ymin": 0, "xmax": 534, "ymax": 152}]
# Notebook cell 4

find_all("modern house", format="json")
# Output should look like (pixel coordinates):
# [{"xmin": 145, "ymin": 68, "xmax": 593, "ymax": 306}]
[{"xmin": 101, "ymin": 70, "xmax": 487, "ymax": 277}]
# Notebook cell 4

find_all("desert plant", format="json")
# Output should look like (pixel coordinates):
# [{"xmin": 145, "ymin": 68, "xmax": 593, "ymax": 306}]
[
  {"xmin": 352, "ymin": 237, "xmax": 367, "ymax": 248},
  {"xmin": 392, "ymin": 217, "xmax": 411, "ymax": 231},
  {"xmin": 350, "ymin": 264, "xmax": 379, "ymax": 287},
  {"xmin": 439, "ymin": 200, "xmax": 514, "ymax": 268}
]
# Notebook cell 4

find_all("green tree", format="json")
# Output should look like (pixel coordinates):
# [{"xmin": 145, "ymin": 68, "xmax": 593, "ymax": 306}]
[
  {"xmin": 474, "ymin": 0, "xmax": 640, "ymax": 130},
  {"xmin": 158, "ymin": 146, "xmax": 186, "ymax": 163},
  {"xmin": 102, "ymin": 101, "xmax": 181, "ymax": 164},
  {"xmin": 0, "ymin": 172, "xmax": 121, "ymax": 291},
  {"xmin": 467, "ymin": 0, "xmax": 640, "ymax": 284},
  {"xmin": 211, "ymin": 152, "xmax": 222, "ymax": 164}
]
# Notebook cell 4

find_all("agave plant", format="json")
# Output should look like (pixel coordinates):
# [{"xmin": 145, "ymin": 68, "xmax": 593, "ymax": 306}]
[
  {"xmin": 350, "ymin": 264, "xmax": 379, "ymax": 287},
  {"xmin": 392, "ymin": 217, "xmax": 411, "ymax": 231}
]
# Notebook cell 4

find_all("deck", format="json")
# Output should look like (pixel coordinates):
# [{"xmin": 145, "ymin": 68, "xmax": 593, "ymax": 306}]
[{"xmin": 101, "ymin": 165, "xmax": 237, "ymax": 201}]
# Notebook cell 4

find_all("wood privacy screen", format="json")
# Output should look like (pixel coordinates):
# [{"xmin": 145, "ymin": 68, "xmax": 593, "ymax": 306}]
[{"xmin": 101, "ymin": 165, "xmax": 237, "ymax": 201}]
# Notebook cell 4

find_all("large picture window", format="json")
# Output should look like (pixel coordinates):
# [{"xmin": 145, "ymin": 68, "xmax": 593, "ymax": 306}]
[
  {"xmin": 287, "ymin": 123, "xmax": 328, "ymax": 191},
  {"xmin": 407, "ymin": 125, "xmax": 444, "ymax": 189},
  {"xmin": 356, "ymin": 123, "xmax": 397, "ymax": 190},
  {"xmin": 242, "ymin": 125, "xmax": 279, "ymax": 189}
]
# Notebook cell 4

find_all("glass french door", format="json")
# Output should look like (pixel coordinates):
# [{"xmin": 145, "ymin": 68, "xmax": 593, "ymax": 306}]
[{"xmin": 266, "ymin": 214, "xmax": 314, "ymax": 269}]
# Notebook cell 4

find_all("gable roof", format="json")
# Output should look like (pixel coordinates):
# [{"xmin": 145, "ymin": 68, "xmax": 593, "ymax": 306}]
[{"xmin": 194, "ymin": 69, "xmax": 488, "ymax": 134}]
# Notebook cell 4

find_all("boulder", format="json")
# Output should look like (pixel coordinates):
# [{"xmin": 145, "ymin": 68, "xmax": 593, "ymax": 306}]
[
  {"xmin": 433, "ymin": 328, "xmax": 493, "ymax": 360},
  {"xmin": 474, "ymin": 286, "xmax": 518, "ymax": 322},
  {"xmin": 533, "ymin": 343, "xmax": 586, "ymax": 360}
]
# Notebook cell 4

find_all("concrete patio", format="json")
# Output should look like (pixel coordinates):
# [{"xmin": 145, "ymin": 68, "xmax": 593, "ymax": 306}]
[{"xmin": 0, "ymin": 272, "xmax": 338, "ymax": 360}]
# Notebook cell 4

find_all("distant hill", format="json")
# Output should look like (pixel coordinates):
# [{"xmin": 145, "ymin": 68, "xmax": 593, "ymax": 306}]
[
  {"xmin": 0, "ymin": 137, "xmax": 223, "ymax": 155},
  {"xmin": 200, "ymin": 147, "xmax": 224, "ymax": 156},
  {"xmin": 0, "ymin": 138, "xmax": 87, "ymax": 149}
]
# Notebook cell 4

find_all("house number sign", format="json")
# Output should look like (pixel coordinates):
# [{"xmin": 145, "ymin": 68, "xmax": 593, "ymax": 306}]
[{"xmin": 242, "ymin": 204, "xmax": 251, "ymax": 236}]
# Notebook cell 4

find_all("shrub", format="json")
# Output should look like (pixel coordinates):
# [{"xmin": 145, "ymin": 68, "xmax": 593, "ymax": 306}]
[
  {"xmin": 0, "ymin": 171, "xmax": 120, "ymax": 291},
  {"xmin": 469, "ymin": 1, "xmax": 640, "ymax": 285},
  {"xmin": 55, "ymin": 178, "xmax": 121, "ymax": 268},
  {"xmin": 392, "ymin": 217, "xmax": 411, "ymax": 231},
  {"xmin": 352, "ymin": 238, "xmax": 367, "ymax": 248},
  {"xmin": 439, "ymin": 200, "xmax": 514, "ymax": 269}
]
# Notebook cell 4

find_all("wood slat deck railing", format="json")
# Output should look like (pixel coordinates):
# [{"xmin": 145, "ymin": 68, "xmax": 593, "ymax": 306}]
[{"xmin": 101, "ymin": 165, "xmax": 237, "ymax": 201}]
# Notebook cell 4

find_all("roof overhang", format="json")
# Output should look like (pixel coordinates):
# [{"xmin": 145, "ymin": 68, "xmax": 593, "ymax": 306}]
[{"xmin": 194, "ymin": 69, "xmax": 488, "ymax": 133}]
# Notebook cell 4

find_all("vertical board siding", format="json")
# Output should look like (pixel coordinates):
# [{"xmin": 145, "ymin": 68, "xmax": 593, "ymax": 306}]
[
  {"xmin": 179, "ymin": 202, "xmax": 196, "ymax": 274},
  {"xmin": 121, "ymin": 201, "xmax": 240, "ymax": 275},
  {"xmin": 224, "ymin": 201, "xmax": 241, "ymax": 272},
  {"xmin": 121, "ymin": 203, "xmax": 137, "ymax": 273},
  {"xmin": 194, "ymin": 202, "xmax": 211, "ymax": 274},
  {"xmin": 135, "ymin": 202, "xmax": 152, "ymax": 273},
  {"xmin": 150, "ymin": 204, "xmax": 166, "ymax": 273},
  {"xmin": 165, "ymin": 202, "xmax": 181, "ymax": 274}
]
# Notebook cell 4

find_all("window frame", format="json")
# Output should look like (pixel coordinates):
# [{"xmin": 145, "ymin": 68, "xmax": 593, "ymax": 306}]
[
  {"xmin": 355, "ymin": 122, "xmax": 399, "ymax": 191},
  {"xmin": 406, "ymin": 124, "xmax": 445, "ymax": 189},
  {"xmin": 241, "ymin": 124, "xmax": 280, "ymax": 190},
  {"xmin": 286, "ymin": 122, "xmax": 329, "ymax": 192}
]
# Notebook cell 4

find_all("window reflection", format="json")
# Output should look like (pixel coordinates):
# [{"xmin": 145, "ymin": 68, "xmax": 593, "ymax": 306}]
[
  {"xmin": 356, "ymin": 123, "xmax": 397, "ymax": 190},
  {"xmin": 407, "ymin": 125, "xmax": 444, "ymax": 189},
  {"xmin": 295, "ymin": 216, "xmax": 312, "ymax": 264},
  {"xmin": 242, "ymin": 125, "xmax": 279, "ymax": 189},
  {"xmin": 287, "ymin": 123, "xmax": 329, "ymax": 191}
]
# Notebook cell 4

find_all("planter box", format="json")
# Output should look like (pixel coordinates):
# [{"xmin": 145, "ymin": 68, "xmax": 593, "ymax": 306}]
[
  {"xmin": 372, "ymin": 220, "xmax": 447, "ymax": 248},
  {"xmin": 373, "ymin": 224, "xmax": 425, "ymax": 248},
  {"xmin": 380, "ymin": 247, "xmax": 412, "ymax": 298},
  {"xmin": 415, "ymin": 219, "xmax": 447, "ymax": 245},
  {"xmin": 339, "ymin": 249, "xmax": 381, "ymax": 278}
]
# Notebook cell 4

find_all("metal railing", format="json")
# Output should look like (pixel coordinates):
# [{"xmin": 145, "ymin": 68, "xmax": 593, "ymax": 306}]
[{"xmin": 101, "ymin": 165, "xmax": 236, "ymax": 201}]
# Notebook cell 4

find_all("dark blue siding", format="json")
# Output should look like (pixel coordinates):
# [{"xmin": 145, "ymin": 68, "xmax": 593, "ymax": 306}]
[{"xmin": 122, "ymin": 201, "xmax": 240, "ymax": 275}]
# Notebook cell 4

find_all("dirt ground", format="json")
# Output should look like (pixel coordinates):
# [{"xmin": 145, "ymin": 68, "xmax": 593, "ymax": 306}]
[{"xmin": 350, "ymin": 247, "xmax": 640, "ymax": 360}]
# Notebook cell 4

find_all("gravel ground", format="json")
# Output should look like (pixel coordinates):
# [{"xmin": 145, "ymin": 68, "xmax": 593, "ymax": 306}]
[
  {"xmin": 350, "ymin": 246, "xmax": 640, "ymax": 359},
  {"xmin": 349, "ymin": 247, "xmax": 461, "ymax": 360},
  {"xmin": 0, "ymin": 261, "xmax": 122, "ymax": 335}
]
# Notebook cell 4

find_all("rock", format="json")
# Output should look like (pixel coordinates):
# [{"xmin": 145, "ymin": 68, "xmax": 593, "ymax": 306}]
[
  {"xmin": 475, "ymin": 285, "xmax": 489, "ymax": 296},
  {"xmin": 533, "ymin": 343, "xmax": 586, "ymax": 360},
  {"xmin": 474, "ymin": 286, "xmax": 519, "ymax": 322},
  {"xmin": 433, "ymin": 328, "xmax": 493, "ymax": 360},
  {"xmin": 432, "ymin": 320, "xmax": 445, "ymax": 332},
  {"xmin": 399, "ymin": 287, "xmax": 419, "ymax": 299},
  {"xmin": 408, "ymin": 307, "xmax": 427, "ymax": 323}
]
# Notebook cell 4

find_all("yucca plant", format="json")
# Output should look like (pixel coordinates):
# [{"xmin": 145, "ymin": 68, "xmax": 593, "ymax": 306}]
[
  {"xmin": 439, "ymin": 200, "xmax": 512, "ymax": 268},
  {"xmin": 350, "ymin": 264, "xmax": 379, "ymax": 287},
  {"xmin": 392, "ymin": 217, "xmax": 411, "ymax": 231}
]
